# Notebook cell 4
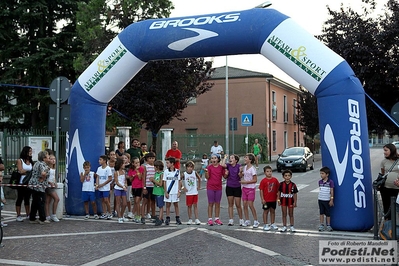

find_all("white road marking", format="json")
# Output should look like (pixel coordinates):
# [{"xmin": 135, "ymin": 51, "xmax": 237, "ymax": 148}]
[
  {"xmin": 0, "ymin": 259, "xmax": 67, "ymax": 266},
  {"xmin": 296, "ymin": 184, "xmax": 309, "ymax": 191},
  {"xmin": 80, "ymin": 227, "xmax": 196, "ymax": 266},
  {"xmin": 197, "ymin": 227, "xmax": 280, "ymax": 256}
]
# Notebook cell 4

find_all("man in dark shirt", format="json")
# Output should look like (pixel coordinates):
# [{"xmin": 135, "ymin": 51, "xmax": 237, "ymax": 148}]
[{"xmin": 126, "ymin": 138, "xmax": 141, "ymax": 160}]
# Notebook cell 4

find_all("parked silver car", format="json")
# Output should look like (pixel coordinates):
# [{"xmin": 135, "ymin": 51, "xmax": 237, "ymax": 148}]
[{"xmin": 276, "ymin": 147, "xmax": 314, "ymax": 172}]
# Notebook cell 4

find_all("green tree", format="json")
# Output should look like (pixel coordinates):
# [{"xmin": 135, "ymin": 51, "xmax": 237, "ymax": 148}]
[
  {"xmin": 111, "ymin": 59, "xmax": 214, "ymax": 153},
  {"xmin": 296, "ymin": 86, "xmax": 319, "ymax": 141},
  {"xmin": 0, "ymin": 0, "xmax": 84, "ymax": 129},
  {"xmin": 318, "ymin": 0, "xmax": 399, "ymax": 134}
]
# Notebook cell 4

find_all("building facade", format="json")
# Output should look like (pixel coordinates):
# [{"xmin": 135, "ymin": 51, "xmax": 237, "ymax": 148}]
[{"xmin": 140, "ymin": 66, "xmax": 305, "ymax": 158}]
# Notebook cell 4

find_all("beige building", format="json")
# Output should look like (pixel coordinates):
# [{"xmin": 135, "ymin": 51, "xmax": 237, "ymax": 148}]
[{"xmin": 140, "ymin": 66, "xmax": 305, "ymax": 158}]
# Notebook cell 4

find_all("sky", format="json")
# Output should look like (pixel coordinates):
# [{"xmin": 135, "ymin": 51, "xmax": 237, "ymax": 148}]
[{"xmin": 170, "ymin": 0, "xmax": 384, "ymax": 86}]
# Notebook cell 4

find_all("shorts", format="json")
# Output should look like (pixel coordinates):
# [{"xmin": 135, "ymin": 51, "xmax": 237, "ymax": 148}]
[
  {"xmin": 199, "ymin": 165, "xmax": 206, "ymax": 175},
  {"xmin": 155, "ymin": 195, "xmax": 165, "ymax": 208},
  {"xmin": 98, "ymin": 190, "xmax": 110, "ymax": 198},
  {"xmin": 82, "ymin": 191, "xmax": 96, "ymax": 202},
  {"xmin": 142, "ymin": 187, "xmax": 155, "ymax": 200},
  {"xmin": 226, "ymin": 186, "xmax": 242, "ymax": 198},
  {"xmin": 114, "ymin": 189, "xmax": 127, "ymax": 197},
  {"xmin": 262, "ymin": 201, "xmax": 277, "ymax": 210},
  {"xmin": 164, "ymin": 193, "xmax": 179, "ymax": 203},
  {"xmin": 207, "ymin": 189, "xmax": 222, "ymax": 203},
  {"xmin": 242, "ymin": 187, "xmax": 256, "ymax": 201},
  {"xmin": 132, "ymin": 188, "xmax": 143, "ymax": 197},
  {"xmin": 318, "ymin": 200, "xmax": 331, "ymax": 216},
  {"xmin": 45, "ymin": 187, "xmax": 56, "ymax": 194},
  {"xmin": 186, "ymin": 194, "xmax": 199, "ymax": 206}
]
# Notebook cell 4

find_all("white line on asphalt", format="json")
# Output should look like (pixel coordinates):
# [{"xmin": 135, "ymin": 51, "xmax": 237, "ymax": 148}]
[
  {"xmin": 310, "ymin": 188, "xmax": 319, "ymax": 193},
  {"xmin": 80, "ymin": 227, "xmax": 196, "ymax": 266},
  {"xmin": 197, "ymin": 227, "xmax": 280, "ymax": 256},
  {"xmin": 0, "ymin": 259, "xmax": 68, "ymax": 266},
  {"xmin": 3, "ymin": 227, "xmax": 177, "ymax": 240},
  {"xmin": 296, "ymin": 184, "xmax": 309, "ymax": 190}
]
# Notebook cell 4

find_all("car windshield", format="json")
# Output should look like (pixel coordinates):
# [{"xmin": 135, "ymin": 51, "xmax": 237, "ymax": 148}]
[{"xmin": 282, "ymin": 148, "xmax": 304, "ymax": 156}]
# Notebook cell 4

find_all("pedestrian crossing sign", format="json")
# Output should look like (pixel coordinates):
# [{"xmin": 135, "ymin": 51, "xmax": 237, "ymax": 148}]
[{"xmin": 241, "ymin": 113, "xmax": 253, "ymax": 126}]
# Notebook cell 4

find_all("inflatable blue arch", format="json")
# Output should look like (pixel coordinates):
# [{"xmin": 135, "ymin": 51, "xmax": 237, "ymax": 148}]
[{"xmin": 66, "ymin": 7, "xmax": 373, "ymax": 231}]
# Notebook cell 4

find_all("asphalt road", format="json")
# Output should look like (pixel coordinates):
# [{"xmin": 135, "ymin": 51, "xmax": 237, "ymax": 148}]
[{"xmin": 0, "ymin": 148, "xmax": 392, "ymax": 266}]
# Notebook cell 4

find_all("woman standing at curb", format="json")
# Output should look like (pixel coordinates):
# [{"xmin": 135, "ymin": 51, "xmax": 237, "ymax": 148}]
[{"xmin": 15, "ymin": 146, "xmax": 33, "ymax": 222}]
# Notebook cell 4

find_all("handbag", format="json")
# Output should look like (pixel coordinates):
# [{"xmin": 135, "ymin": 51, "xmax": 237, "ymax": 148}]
[
  {"xmin": 22, "ymin": 171, "xmax": 33, "ymax": 186},
  {"xmin": 9, "ymin": 170, "xmax": 21, "ymax": 189},
  {"xmin": 373, "ymin": 159, "xmax": 399, "ymax": 190},
  {"xmin": 379, "ymin": 219, "xmax": 399, "ymax": 240}
]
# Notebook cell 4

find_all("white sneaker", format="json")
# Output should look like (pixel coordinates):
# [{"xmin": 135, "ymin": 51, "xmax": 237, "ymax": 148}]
[
  {"xmin": 195, "ymin": 219, "xmax": 201, "ymax": 225},
  {"xmin": 146, "ymin": 213, "xmax": 151, "ymax": 219},
  {"xmin": 290, "ymin": 226, "xmax": 296, "ymax": 232},
  {"xmin": 127, "ymin": 212, "xmax": 134, "ymax": 219},
  {"xmin": 118, "ymin": 218, "xmax": 123, "ymax": 223},
  {"xmin": 16, "ymin": 215, "xmax": 24, "ymax": 222},
  {"xmin": 94, "ymin": 214, "xmax": 99, "ymax": 219},
  {"xmin": 50, "ymin": 214, "xmax": 60, "ymax": 222},
  {"xmin": 263, "ymin": 224, "xmax": 270, "ymax": 231},
  {"xmin": 239, "ymin": 219, "xmax": 244, "ymax": 226},
  {"xmin": 187, "ymin": 219, "xmax": 193, "ymax": 225},
  {"xmin": 280, "ymin": 226, "xmax": 287, "ymax": 232},
  {"xmin": 84, "ymin": 214, "xmax": 90, "ymax": 220},
  {"xmin": 253, "ymin": 220, "xmax": 260, "ymax": 228},
  {"xmin": 242, "ymin": 220, "xmax": 251, "ymax": 227},
  {"xmin": 123, "ymin": 218, "xmax": 129, "ymax": 222},
  {"xmin": 228, "ymin": 219, "xmax": 234, "ymax": 226},
  {"xmin": 270, "ymin": 224, "xmax": 278, "ymax": 230}
]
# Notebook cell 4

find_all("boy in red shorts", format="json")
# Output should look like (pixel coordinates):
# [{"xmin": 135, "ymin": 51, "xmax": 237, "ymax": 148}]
[
  {"xmin": 259, "ymin": 165, "xmax": 280, "ymax": 231},
  {"xmin": 181, "ymin": 161, "xmax": 201, "ymax": 225},
  {"xmin": 278, "ymin": 170, "xmax": 298, "ymax": 232}
]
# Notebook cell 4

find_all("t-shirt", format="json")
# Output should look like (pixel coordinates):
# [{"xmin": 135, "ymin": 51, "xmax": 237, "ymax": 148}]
[
  {"xmin": 226, "ymin": 163, "xmax": 241, "ymax": 188},
  {"xmin": 145, "ymin": 164, "xmax": 155, "ymax": 188},
  {"xmin": 242, "ymin": 165, "xmax": 257, "ymax": 189},
  {"xmin": 82, "ymin": 171, "xmax": 95, "ymax": 192},
  {"xmin": 183, "ymin": 171, "xmax": 199, "ymax": 195},
  {"xmin": 318, "ymin": 178, "xmax": 334, "ymax": 201},
  {"xmin": 96, "ymin": 165, "xmax": 112, "ymax": 191},
  {"xmin": 114, "ymin": 171, "xmax": 126, "ymax": 190},
  {"xmin": 126, "ymin": 147, "xmax": 141, "ymax": 160},
  {"xmin": 163, "ymin": 169, "xmax": 180, "ymax": 194},
  {"xmin": 207, "ymin": 164, "xmax": 223, "ymax": 191},
  {"xmin": 253, "ymin": 144, "xmax": 261, "ymax": 155},
  {"xmin": 48, "ymin": 168, "xmax": 56, "ymax": 183},
  {"xmin": 152, "ymin": 172, "xmax": 164, "ymax": 196},
  {"xmin": 210, "ymin": 145, "xmax": 223, "ymax": 155},
  {"xmin": 279, "ymin": 181, "xmax": 298, "ymax": 207},
  {"xmin": 259, "ymin": 177, "xmax": 280, "ymax": 202},
  {"xmin": 128, "ymin": 166, "xmax": 145, "ymax": 189},
  {"xmin": 380, "ymin": 158, "xmax": 399, "ymax": 189},
  {"xmin": 165, "ymin": 149, "xmax": 182, "ymax": 169}
]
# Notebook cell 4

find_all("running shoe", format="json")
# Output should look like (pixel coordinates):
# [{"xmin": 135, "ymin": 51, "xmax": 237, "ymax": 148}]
[
  {"xmin": 141, "ymin": 217, "xmax": 146, "ymax": 224},
  {"xmin": 107, "ymin": 214, "xmax": 113, "ymax": 220},
  {"xmin": 270, "ymin": 224, "xmax": 278, "ymax": 230},
  {"xmin": 242, "ymin": 220, "xmax": 251, "ymax": 227},
  {"xmin": 176, "ymin": 217, "xmax": 182, "ymax": 225},
  {"xmin": 16, "ymin": 215, "xmax": 24, "ymax": 222},
  {"xmin": 195, "ymin": 219, "xmax": 201, "ymax": 225},
  {"xmin": 165, "ymin": 217, "xmax": 170, "ymax": 225},
  {"xmin": 280, "ymin": 226, "xmax": 287, "ymax": 232},
  {"xmin": 239, "ymin": 219, "xmax": 245, "ymax": 226},
  {"xmin": 127, "ymin": 212, "xmax": 134, "ymax": 219},
  {"xmin": 263, "ymin": 224, "xmax": 270, "ymax": 231},
  {"xmin": 207, "ymin": 219, "xmax": 214, "ymax": 226},
  {"xmin": 228, "ymin": 219, "xmax": 234, "ymax": 226},
  {"xmin": 318, "ymin": 224, "xmax": 325, "ymax": 231},
  {"xmin": 50, "ymin": 215, "xmax": 60, "ymax": 222},
  {"xmin": 118, "ymin": 218, "xmax": 123, "ymax": 223},
  {"xmin": 94, "ymin": 214, "xmax": 99, "ymax": 219},
  {"xmin": 214, "ymin": 219, "xmax": 223, "ymax": 225},
  {"xmin": 146, "ymin": 213, "xmax": 151, "ymax": 219},
  {"xmin": 100, "ymin": 214, "xmax": 107, "ymax": 219},
  {"xmin": 253, "ymin": 220, "xmax": 260, "ymax": 228},
  {"xmin": 326, "ymin": 225, "xmax": 333, "ymax": 232},
  {"xmin": 187, "ymin": 219, "xmax": 193, "ymax": 225},
  {"xmin": 290, "ymin": 226, "xmax": 296, "ymax": 232},
  {"xmin": 84, "ymin": 214, "xmax": 90, "ymax": 220}
]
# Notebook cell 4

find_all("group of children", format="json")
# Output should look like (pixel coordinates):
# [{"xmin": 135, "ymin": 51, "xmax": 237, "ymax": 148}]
[{"xmin": 80, "ymin": 151, "xmax": 335, "ymax": 232}]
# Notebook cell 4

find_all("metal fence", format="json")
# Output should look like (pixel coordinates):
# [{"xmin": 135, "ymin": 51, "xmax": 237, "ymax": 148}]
[
  {"xmin": 0, "ymin": 129, "xmax": 67, "ymax": 175},
  {"xmin": 147, "ymin": 132, "xmax": 269, "ymax": 162}
]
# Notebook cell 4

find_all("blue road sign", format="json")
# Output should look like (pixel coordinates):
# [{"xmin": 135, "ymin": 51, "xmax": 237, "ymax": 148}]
[{"xmin": 241, "ymin": 113, "xmax": 253, "ymax": 127}]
